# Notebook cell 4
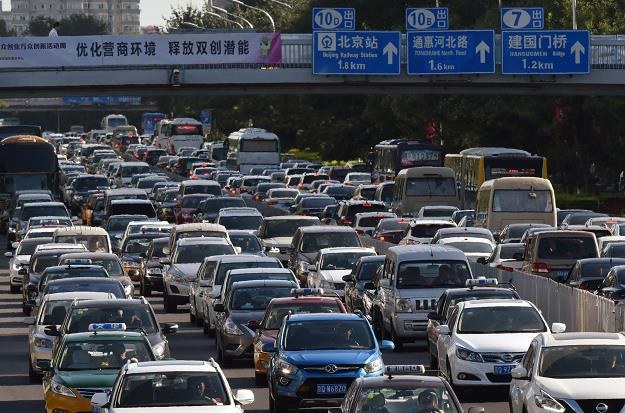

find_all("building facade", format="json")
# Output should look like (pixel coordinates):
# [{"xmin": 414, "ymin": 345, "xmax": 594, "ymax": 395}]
[{"xmin": 1, "ymin": 0, "xmax": 140, "ymax": 35}]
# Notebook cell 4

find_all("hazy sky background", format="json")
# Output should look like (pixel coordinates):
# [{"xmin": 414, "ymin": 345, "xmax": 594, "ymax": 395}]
[{"xmin": 141, "ymin": 0, "xmax": 205, "ymax": 27}]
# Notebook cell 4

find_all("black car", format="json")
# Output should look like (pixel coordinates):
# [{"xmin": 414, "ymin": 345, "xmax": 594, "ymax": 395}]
[
  {"xmin": 565, "ymin": 258, "xmax": 625, "ymax": 291},
  {"xmin": 342, "ymin": 255, "xmax": 385, "ymax": 315},
  {"xmin": 499, "ymin": 223, "xmax": 552, "ymax": 244},
  {"xmin": 119, "ymin": 233, "xmax": 167, "ymax": 282},
  {"xmin": 596, "ymin": 265, "xmax": 625, "ymax": 303},
  {"xmin": 292, "ymin": 196, "xmax": 337, "ymax": 218},
  {"xmin": 140, "ymin": 237, "xmax": 169, "ymax": 296},
  {"xmin": 193, "ymin": 196, "xmax": 247, "ymax": 223}
]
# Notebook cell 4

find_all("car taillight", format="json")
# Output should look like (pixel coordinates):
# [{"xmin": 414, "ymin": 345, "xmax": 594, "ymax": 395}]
[
  {"xmin": 531, "ymin": 262, "xmax": 549, "ymax": 274},
  {"xmin": 378, "ymin": 236, "xmax": 386, "ymax": 241},
  {"xmin": 356, "ymin": 229, "xmax": 364, "ymax": 235},
  {"xmin": 191, "ymin": 176, "xmax": 198, "ymax": 180},
  {"xmin": 339, "ymin": 217, "xmax": 352, "ymax": 225},
  {"xmin": 496, "ymin": 264, "xmax": 514, "ymax": 272}
]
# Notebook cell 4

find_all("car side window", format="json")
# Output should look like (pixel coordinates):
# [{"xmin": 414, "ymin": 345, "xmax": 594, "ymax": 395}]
[
  {"xmin": 202, "ymin": 263, "xmax": 216, "ymax": 281},
  {"xmin": 522, "ymin": 341, "xmax": 537, "ymax": 375},
  {"xmin": 447, "ymin": 306, "xmax": 459, "ymax": 329},
  {"xmin": 436, "ymin": 293, "xmax": 447, "ymax": 317},
  {"xmin": 569, "ymin": 263, "xmax": 580, "ymax": 282},
  {"xmin": 387, "ymin": 259, "xmax": 395, "ymax": 282}
]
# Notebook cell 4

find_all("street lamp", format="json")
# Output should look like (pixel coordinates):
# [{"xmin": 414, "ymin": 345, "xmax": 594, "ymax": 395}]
[
  {"xmin": 265, "ymin": 0, "xmax": 292, "ymax": 9},
  {"xmin": 226, "ymin": 0, "xmax": 275, "ymax": 32},
  {"xmin": 571, "ymin": 0, "xmax": 578, "ymax": 29},
  {"xmin": 210, "ymin": 0, "xmax": 254, "ymax": 29},
  {"xmin": 206, "ymin": 11, "xmax": 244, "ymax": 29}
]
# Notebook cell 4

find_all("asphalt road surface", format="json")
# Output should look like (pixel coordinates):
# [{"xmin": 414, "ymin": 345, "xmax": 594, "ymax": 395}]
[{"xmin": 0, "ymin": 233, "xmax": 510, "ymax": 412}]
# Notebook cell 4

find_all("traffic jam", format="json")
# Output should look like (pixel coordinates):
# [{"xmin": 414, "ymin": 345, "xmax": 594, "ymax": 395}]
[{"xmin": 1, "ymin": 116, "xmax": 624, "ymax": 413}]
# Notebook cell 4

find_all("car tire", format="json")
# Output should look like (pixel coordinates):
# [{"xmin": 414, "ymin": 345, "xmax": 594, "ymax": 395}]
[
  {"xmin": 391, "ymin": 324, "xmax": 403, "ymax": 352},
  {"xmin": 28, "ymin": 358, "xmax": 40, "ymax": 383},
  {"xmin": 429, "ymin": 346, "xmax": 438, "ymax": 369},
  {"xmin": 372, "ymin": 310, "xmax": 384, "ymax": 340},
  {"xmin": 195, "ymin": 315, "xmax": 203, "ymax": 327},
  {"xmin": 270, "ymin": 393, "xmax": 288, "ymax": 413},
  {"xmin": 140, "ymin": 281, "xmax": 151, "ymax": 297},
  {"xmin": 9, "ymin": 284, "xmax": 19, "ymax": 294},
  {"xmin": 22, "ymin": 300, "xmax": 30, "ymax": 316}
]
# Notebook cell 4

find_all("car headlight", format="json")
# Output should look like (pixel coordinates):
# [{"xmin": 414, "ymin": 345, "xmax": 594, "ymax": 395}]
[
  {"xmin": 34, "ymin": 336, "xmax": 53, "ymax": 348},
  {"xmin": 277, "ymin": 359, "xmax": 298, "ymax": 375},
  {"xmin": 51, "ymin": 379, "xmax": 76, "ymax": 398},
  {"xmin": 534, "ymin": 389, "xmax": 565, "ymax": 413},
  {"xmin": 152, "ymin": 341, "xmax": 166, "ymax": 359},
  {"xmin": 395, "ymin": 298, "xmax": 413, "ymax": 313},
  {"xmin": 123, "ymin": 261, "xmax": 140, "ymax": 269},
  {"xmin": 456, "ymin": 346, "xmax": 484, "ymax": 363},
  {"xmin": 224, "ymin": 318, "xmax": 244, "ymax": 336},
  {"xmin": 364, "ymin": 357, "xmax": 383, "ymax": 373},
  {"xmin": 319, "ymin": 280, "xmax": 334, "ymax": 289},
  {"xmin": 147, "ymin": 267, "xmax": 162, "ymax": 274}
]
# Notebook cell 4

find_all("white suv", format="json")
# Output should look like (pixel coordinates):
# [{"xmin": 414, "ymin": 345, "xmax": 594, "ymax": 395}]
[
  {"xmin": 436, "ymin": 299, "xmax": 565, "ymax": 389},
  {"xmin": 90, "ymin": 359, "xmax": 254, "ymax": 412},
  {"xmin": 510, "ymin": 331, "xmax": 625, "ymax": 413}
]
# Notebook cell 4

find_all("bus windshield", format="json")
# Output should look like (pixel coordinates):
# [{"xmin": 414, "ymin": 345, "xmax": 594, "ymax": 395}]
[
  {"xmin": 241, "ymin": 139, "xmax": 278, "ymax": 152},
  {"xmin": 406, "ymin": 178, "xmax": 456, "ymax": 197}
]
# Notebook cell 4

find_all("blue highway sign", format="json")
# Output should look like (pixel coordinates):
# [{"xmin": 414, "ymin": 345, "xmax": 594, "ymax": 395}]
[
  {"xmin": 502, "ymin": 30, "xmax": 591, "ymax": 75},
  {"xmin": 501, "ymin": 8, "xmax": 544, "ymax": 30},
  {"xmin": 406, "ymin": 30, "xmax": 495, "ymax": 75},
  {"xmin": 313, "ymin": 31, "xmax": 401, "ymax": 75},
  {"xmin": 405, "ymin": 8, "xmax": 449, "ymax": 31},
  {"xmin": 312, "ymin": 8, "xmax": 356, "ymax": 31}
]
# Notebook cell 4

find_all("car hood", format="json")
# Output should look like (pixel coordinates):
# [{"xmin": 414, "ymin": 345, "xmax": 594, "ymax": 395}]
[
  {"xmin": 284, "ymin": 349, "xmax": 377, "ymax": 366},
  {"xmin": 121, "ymin": 254, "xmax": 142, "ymax": 263},
  {"xmin": 169, "ymin": 263, "xmax": 201, "ymax": 278},
  {"xmin": 319, "ymin": 269, "xmax": 351, "ymax": 283},
  {"xmin": 230, "ymin": 310, "xmax": 267, "ymax": 330},
  {"xmin": 455, "ymin": 332, "xmax": 539, "ymax": 353},
  {"xmin": 113, "ymin": 407, "xmax": 237, "ymax": 413},
  {"xmin": 263, "ymin": 237, "xmax": 292, "ymax": 247},
  {"xmin": 14, "ymin": 255, "xmax": 31, "ymax": 264},
  {"xmin": 538, "ymin": 377, "xmax": 625, "ymax": 399},
  {"xmin": 395, "ymin": 287, "xmax": 448, "ymax": 299},
  {"xmin": 56, "ymin": 369, "xmax": 118, "ymax": 388}
]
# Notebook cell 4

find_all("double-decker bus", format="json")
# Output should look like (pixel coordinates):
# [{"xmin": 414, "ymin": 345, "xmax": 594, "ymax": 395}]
[
  {"xmin": 0, "ymin": 135, "xmax": 59, "ymax": 209},
  {"xmin": 226, "ymin": 128, "xmax": 280, "ymax": 174},
  {"xmin": 372, "ymin": 139, "xmax": 444, "ymax": 182},
  {"xmin": 444, "ymin": 147, "xmax": 548, "ymax": 209},
  {"xmin": 141, "ymin": 112, "xmax": 166, "ymax": 136}
]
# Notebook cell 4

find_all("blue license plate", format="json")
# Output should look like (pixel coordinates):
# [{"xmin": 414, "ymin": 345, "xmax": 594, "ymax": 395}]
[
  {"xmin": 555, "ymin": 271, "xmax": 568, "ymax": 277},
  {"xmin": 493, "ymin": 365, "xmax": 515, "ymax": 375},
  {"xmin": 317, "ymin": 383, "xmax": 347, "ymax": 394}
]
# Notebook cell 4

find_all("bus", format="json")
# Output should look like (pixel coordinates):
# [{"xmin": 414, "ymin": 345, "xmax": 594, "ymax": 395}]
[
  {"xmin": 474, "ymin": 177, "xmax": 556, "ymax": 233},
  {"xmin": 101, "ymin": 114, "xmax": 128, "ymax": 132},
  {"xmin": 155, "ymin": 118, "xmax": 204, "ymax": 155},
  {"xmin": 0, "ymin": 135, "xmax": 59, "ymax": 211},
  {"xmin": 0, "ymin": 125, "xmax": 42, "ymax": 140},
  {"xmin": 206, "ymin": 141, "xmax": 227, "ymax": 162},
  {"xmin": 373, "ymin": 139, "xmax": 444, "ymax": 182},
  {"xmin": 444, "ymin": 147, "xmax": 548, "ymax": 209},
  {"xmin": 142, "ymin": 112, "xmax": 166, "ymax": 136},
  {"xmin": 391, "ymin": 167, "xmax": 459, "ymax": 216},
  {"xmin": 226, "ymin": 128, "xmax": 280, "ymax": 174}
]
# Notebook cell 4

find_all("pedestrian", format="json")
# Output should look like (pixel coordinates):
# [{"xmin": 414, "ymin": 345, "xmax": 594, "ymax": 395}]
[{"xmin": 48, "ymin": 22, "xmax": 60, "ymax": 37}]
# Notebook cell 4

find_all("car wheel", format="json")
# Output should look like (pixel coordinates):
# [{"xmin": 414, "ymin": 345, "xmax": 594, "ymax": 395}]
[
  {"xmin": 28, "ymin": 357, "xmax": 40, "ymax": 383},
  {"xmin": 140, "ymin": 281, "xmax": 151, "ymax": 297},
  {"xmin": 22, "ymin": 300, "xmax": 30, "ymax": 316},
  {"xmin": 391, "ymin": 324, "xmax": 403, "ymax": 352},
  {"xmin": 9, "ymin": 284, "xmax": 19, "ymax": 294},
  {"xmin": 203, "ymin": 317, "xmax": 210, "ymax": 335},
  {"xmin": 195, "ymin": 315, "xmax": 203, "ymax": 327},
  {"xmin": 217, "ymin": 338, "xmax": 232, "ymax": 367}
]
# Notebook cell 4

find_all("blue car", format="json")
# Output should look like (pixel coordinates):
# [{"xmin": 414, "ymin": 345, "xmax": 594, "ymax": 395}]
[{"xmin": 263, "ymin": 312, "xmax": 394, "ymax": 412}]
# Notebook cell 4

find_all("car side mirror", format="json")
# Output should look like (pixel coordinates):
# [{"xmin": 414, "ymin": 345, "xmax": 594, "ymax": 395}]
[
  {"xmin": 378, "ymin": 339, "xmax": 394, "ymax": 351},
  {"xmin": 44, "ymin": 325, "xmax": 60, "ymax": 336},
  {"xmin": 161, "ymin": 322, "xmax": 178, "ymax": 334},
  {"xmin": 159, "ymin": 257, "xmax": 171, "ymax": 265},
  {"xmin": 234, "ymin": 246, "xmax": 242, "ymax": 254},
  {"xmin": 162, "ymin": 246, "xmax": 171, "ymax": 256},
  {"xmin": 364, "ymin": 282, "xmax": 376, "ymax": 290},
  {"xmin": 427, "ymin": 311, "xmax": 440, "ymax": 321},
  {"xmin": 342, "ymin": 274, "xmax": 354, "ymax": 283},
  {"xmin": 512, "ymin": 252, "xmax": 524, "ymax": 261},
  {"xmin": 234, "ymin": 389, "xmax": 255, "ymax": 406},
  {"xmin": 39, "ymin": 360, "xmax": 53, "ymax": 372},
  {"xmin": 435, "ymin": 325, "xmax": 450, "ymax": 335},
  {"xmin": 511, "ymin": 366, "xmax": 529, "ymax": 380},
  {"xmin": 261, "ymin": 342, "xmax": 276, "ymax": 353},
  {"xmin": 476, "ymin": 257, "xmax": 487, "ymax": 265},
  {"xmin": 551, "ymin": 322, "xmax": 566, "ymax": 333},
  {"xmin": 90, "ymin": 392, "xmax": 110, "ymax": 409},
  {"xmin": 213, "ymin": 303, "xmax": 225, "ymax": 312}
]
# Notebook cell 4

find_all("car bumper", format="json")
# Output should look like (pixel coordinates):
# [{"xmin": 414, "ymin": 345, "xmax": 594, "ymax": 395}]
[
  {"xmin": 44, "ymin": 388, "xmax": 93, "ymax": 413},
  {"xmin": 254, "ymin": 348, "xmax": 271, "ymax": 375},
  {"xmin": 144, "ymin": 273, "xmax": 163, "ymax": 290},
  {"xmin": 449, "ymin": 356, "xmax": 518, "ymax": 386},
  {"xmin": 9, "ymin": 269, "xmax": 22, "ymax": 287},
  {"xmin": 392, "ymin": 313, "xmax": 428, "ymax": 339},
  {"xmin": 165, "ymin": 281, "xmax": 190, "ymax": 303},
  {"xmin": 31, "ymin": 346, "xmax": 53, "ymax": 372}
]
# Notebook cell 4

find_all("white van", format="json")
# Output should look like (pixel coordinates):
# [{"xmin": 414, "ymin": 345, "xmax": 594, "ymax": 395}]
[
  {"xmin": 155, "ymin": 118, "xmax": 204, "ymax": 155},
  {"xmin": 52, "ymin": 226, "xmax": 112, "ymax": 253}
]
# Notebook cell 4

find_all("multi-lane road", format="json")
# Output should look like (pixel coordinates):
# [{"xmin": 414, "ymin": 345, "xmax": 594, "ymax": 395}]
[{"xmin": 0, "ymin": 234, "xmax": 509, "ymax": 412}]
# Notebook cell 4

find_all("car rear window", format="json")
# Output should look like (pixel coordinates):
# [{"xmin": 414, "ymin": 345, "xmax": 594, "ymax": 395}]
[
  {"xmin": 300, "ymin": 232, "xmax": 361, "ymax": 253},
  {"xmin": 537, "ymin": 237, "xmax": 598, "ymax": 259}
]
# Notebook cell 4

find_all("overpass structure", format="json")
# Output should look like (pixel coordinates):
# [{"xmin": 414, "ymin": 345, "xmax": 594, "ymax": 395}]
[{"xmin": 2, "ymin": 34, "xmax": 625, "ymax": 97}]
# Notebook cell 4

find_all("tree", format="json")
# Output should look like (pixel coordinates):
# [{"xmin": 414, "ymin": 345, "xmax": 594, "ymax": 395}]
[
  {"xmin": 0, "ymin": 19, "xmax": 15, "ymax": 36},
  {"xmin": 27, "ymin": 16, "xmax": 55, "ymax": 36},
  {"xmin": 60, "ymin": 15, "xmax": 107, "ymax": 36}
]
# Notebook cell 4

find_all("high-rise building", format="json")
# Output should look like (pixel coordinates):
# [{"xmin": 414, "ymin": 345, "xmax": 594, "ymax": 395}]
[{"xmin": 0, "ymin": 0, "xmax": 140, "ymax": 35}]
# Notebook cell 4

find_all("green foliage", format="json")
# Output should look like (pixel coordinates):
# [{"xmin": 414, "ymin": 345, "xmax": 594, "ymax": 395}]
[
  {"xmin": 27, "ymin": 14, "xmax": 107, "ymax": 36},
  {"xmin": 0, "ymin": 19, "xmax": 15, "ymax": 36},
  {"xmin": 27, "ymin": 16, "xmax": 55, "ymax": 36}
]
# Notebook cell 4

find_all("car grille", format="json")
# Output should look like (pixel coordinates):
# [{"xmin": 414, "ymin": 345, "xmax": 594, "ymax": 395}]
[
  {"xmin": 481, "ymin": 352, "xmax": 525, "ymax": 364},
  {"xmin": 485, "ymin": 373, "xmax": 512, "ymax": 383},
  {"xmin": 75, "ymin": 387, "xmax": 110, "ymax": 399},
  {"xmin": 302, "ymin": 364, "xmax": 363, "ymax": 373},
  {"xmin": 415, "ymin": 299, "xmax": 437, "ymax": 310},
  {"xmin": 297, "ymin": 378, "xmax": 355, "ymax": 398},
  {"xmin": 568, "ymin": 399, "xmax": 625, "ymax": 413}
]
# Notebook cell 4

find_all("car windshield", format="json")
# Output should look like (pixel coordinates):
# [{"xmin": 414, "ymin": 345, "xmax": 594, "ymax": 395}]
[
  {"xmin": 45, "ymin": 281, "xmax": 125, "ymax": 298},
  {"xmin": 265, "ymin": 303, "xmax": 343, "ymax": 329},
  {"xmin": 109, "ymin": 203, "xmax": 156, "ymax": 218},
  {"xmin": 265, "ymin": 219, "xmax": 319, "ymax": 238},
  {"xmin": 121, "ymin": 165, "xmax": 150, "ymax": 177},
  {"xmin": 580, "ymin": 262, "xmax": 616, "ymax": 278},
  {"xmin": 23, "ymin": 206, "xmax": 68, "ymax": 220},
  {"xmin": 124, "ymin": 237, "xmax": 159, "ymax": 254},
  {"xmin": 33, "ymin": 255, "xmax": 63, "ymax": 273},
  {"xmin": 219, "ymin": 216, "xmax": 262, "ymax": 231},
  {"xmin": 56, "ymin": 235, "xmax": 109, "ymax": 253},
  {"xmin": 406, "ymin": 178, "xmax": 456, "ymax": 197},
  {"xmin": 182, "ymin": 196, "xmax": 209, "ymax": 208},
  {"xmin": 540, "ymin": 346, "xmax": 625, "ymax": 379},
  {"xmin": 175, "ymin": 244, "xmax": 235, "ymax": 264},
  {"xmin": 117, "ymin": 372, "xmax": 229, "ymax": 407},
  {"xmin": 457, "ymin": 306, "xmax": 546, "ymax": 334},
  {"xmin": 321, "ymin": 252, "xmax": 375, "ymax": 270},
  {"xmin": 537, "ymin": 237, "xmax": 597, "ymax": 259},
  {"xmin": 73, "ymin": 177, "xmax": 108, "ymax": 190},
  {"xmin": 215, "ymin": 261, "xmax": 281, "ymax": 285},
  {"xmin": 444, "ymin": 241, "xmax": 493, "ymax": 254},
  {"xmin": 67, "ymin": 306, "xmax": 157, "ymax": 334},
  {"xmin": 499, "ymin": 244, "xmax": 525, "ymax": 260},
  {"xmin": 411, "ymin": 224, "xmax": 454, "ymax": 238},
  {"xmin": 355, "ymin": 386, "xmax": 459, "ymax": 413},
  {"xmin": 284, "ymin": 320, "xmax": 374, "ymax": 350},
  {"xmin": 229, "ymin": 286, "xmax": 292, "ymax": 311},
  {"xmin": 58, "ymin": 340, "xmax": 152, "ymax": 371},
  {"xmin": 229, "ymin": 234, "xmax": 262, "ymax": 254},
  {"xmin": 16, "ymin": 240, "xmax": 48, "ymax": 255},
  {"xmin": 422, "ymin": 208, "xmax": 456, "ymax": 218},
  {"xmin": 269, "ymin": 190, "xmax": 298, "ymax": 199},
  {"xmin": 301, "ymin": 198, "xmax": 336, "ymax": 209},
  {"xmin": 396, "ymin": 260, "xmax": 471, "ymax": 289},
  {"xmin": 301, "ymin": 232, "xmax": 360, "ymax": 253},
  {"xmin": 185, "ymin": 185, "xmax": 221, "ymax": 196},
  {"xmin": 40, "ymin": 300, "xmax": 72, "ymax": 325},
  {"xmin": 493, "ymin": 190, "xmax": 554, "ymax": 212},
  {"xmin": 108, "ymin": 216, "xmax": 147, "ymax": 231},
  {"xmin": 177, "ymin": 231, "xmax": 227, "ymax": 240},
  {"xmin": 357, "ymin": 260, "xmax": 384, "ymax": 281}
]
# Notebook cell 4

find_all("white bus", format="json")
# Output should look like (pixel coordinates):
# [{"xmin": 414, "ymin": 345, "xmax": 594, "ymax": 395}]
[
  {"xmin": 155, "ymin": 118, "xmax": 204, "ymax": 155},
  {"xmin": 226, "ymin": 128, "xmax": 280, "ymax": 174},
  {"xmin": 101, "ymin": 114, "xmax": 128, "ymax": 132},
  {"xmin": 391, "ymin": 167, "xmax": 459, "ymax": 217}
]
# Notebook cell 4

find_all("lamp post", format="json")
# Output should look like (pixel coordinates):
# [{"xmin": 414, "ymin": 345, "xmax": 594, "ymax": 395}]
[
  {"xmin": 226, "ymin": 0, "xmax": 275, "ymax": 32},
  {"xmin": 265, "ymin": 0, "xmax": 292, "ymax": 9},
  {"xmin": 210, "ymin": 0, "xmax": 254, "ymax": 29},
  {"xmin": 206, "ymin": 11, "xmax": 244, "ymax": 29},
  {"xmin": 572, "ymin": 0, "xmax": 578, "ymax": 29}
]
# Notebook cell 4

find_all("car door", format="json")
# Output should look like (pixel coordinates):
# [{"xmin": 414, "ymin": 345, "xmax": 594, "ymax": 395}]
[
  {"xmin": 427, "ymin": 292, "xmax": 447, "ymax": 354},
  {"xmin": 378, "ymin": 258, "xmax": 394, "ymax": 330},
  {"xmin": 510, "ymin": 340, "xmax": 538, "ymax": 413},
  {"xmin": 437, "ymin": 305, "xmax": 459, "ymax": 374}
]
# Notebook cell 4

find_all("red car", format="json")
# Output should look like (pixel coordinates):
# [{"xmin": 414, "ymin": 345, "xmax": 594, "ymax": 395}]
[{"xmin": 174, "ymin": 193, "xmax": 213, "ymax": 224}]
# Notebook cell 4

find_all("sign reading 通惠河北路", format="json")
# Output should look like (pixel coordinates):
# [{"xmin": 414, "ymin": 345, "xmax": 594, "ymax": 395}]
[{"xmin": 0, "ymin": 33, "xmax": 282, "ymax": 68}]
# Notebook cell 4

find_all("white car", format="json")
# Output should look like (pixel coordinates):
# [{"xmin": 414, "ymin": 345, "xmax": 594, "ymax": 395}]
[
  {"xmin": 307, "ymin": 247, "xmax": 377, "ymax": 297},
  {"xmin": 479, "ymin": 242, "xmax": 525, "ymax": 272},
  {"xmin": 400, "ymin": 219, "xmax": 457, "ymax": 245},
  {"xmin": 437, "ymin": 237, "xmax": 495, "ymax": 263},
  {"xmin": 5, "ymin": 238, "xmax": 53, "ymax": 293},
  {"xmin": 90, "ymin": 359, "xmax": 254, "ymax": 412},
  {"xmin": 436, "ymin": 299, "xmax": 565, "ymax": 389},
  {"xmin": 25, "ymin": 291, "xmax": 113, "ymax": 382},
  {"xmin": 352, "ymin": 211, "xmax": 397, "ymax": 236},
  {"xmin": 598, "ymin": 236, "xmax": 625, "ymax": 255},
  {"xmin": 510, "ymin": 332, "xmax": 625, "ymax": 413}
]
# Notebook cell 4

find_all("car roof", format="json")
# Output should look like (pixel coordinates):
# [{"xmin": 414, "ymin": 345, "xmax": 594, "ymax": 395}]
[
  {"xmin": 541, "ymin": 332, "xmax": 625, "ymax": 347},
  {"xmin": 23, "ymin": 201, "xmax": 65, "ymax": 208},
  {"xmin": 269, "ymin": 295, "xmax": 343, "ymax": 305},
  {"xmin": 42, "ymin": 291, "xmax": 113, "ymax": 302},
  {"xmin": 287, "ymin": 313, "xmax": 365, "ymax": 322},
  {"xmin": 71, "ymin": 298, "xmax": 148, "ymax": 308},
  {"xmin": 176, "ymin": 237, "xmax": 231, "ymax": 246},
  {"xmin": 319, "ymin": 247, "xmax": 376, "ymax": 255},
  {"xmin": 298, "ymin": 225, "xmax": 357, "ymax": 233},
  {"xmin": 460, "ymin": 299, "xmax": 532, "ymax": 309},
  {"xmin": 388, "ymin": 245, "xmax": 469, "ymax": 261},
  {"xmin": 64, "ymin": 330, "xmax": 147, "ymax": 342},
  {"xmin": 411, "ymin": 219, "xmax": 456, "ymax": 225},
  {"xmin": 231, "ymin": 279, "xmax": 298, "ymax": 289},
  {"xmin": 127, "ymin": 360, "xmax": 218, "ymax": 374}
]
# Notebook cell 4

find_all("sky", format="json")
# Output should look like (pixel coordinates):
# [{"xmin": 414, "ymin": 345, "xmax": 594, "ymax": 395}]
[{"xmin": 141, "ymin": 0, "xmax": 205, "ymax": 27}]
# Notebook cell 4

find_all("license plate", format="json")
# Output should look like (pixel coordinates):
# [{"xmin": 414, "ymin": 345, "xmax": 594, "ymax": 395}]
[
  {"xmin": 316, "ymin": 383, "xmax": 347, "ymax": 394},
  {"xmin": 555, "ymin": 271, "xmax": 568, "ymax": 277},
  {"xmin": 92, "ymin": 408, "xmax": 101, "ymax": 413},
  {"xmin": 493, "ymin": 365, "xmax": 515, "ymax": 375}
]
